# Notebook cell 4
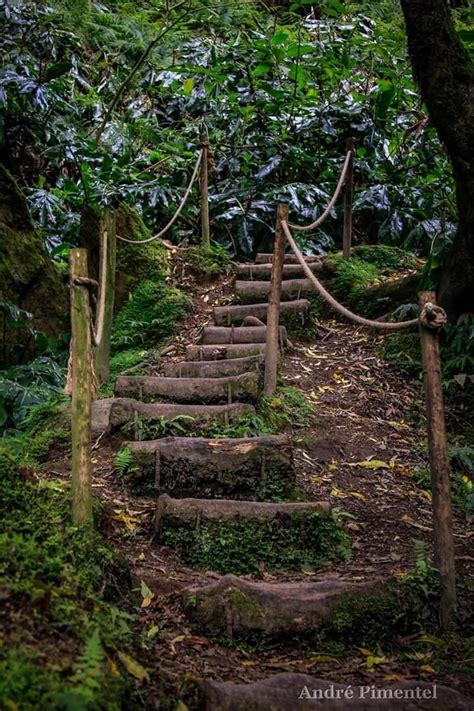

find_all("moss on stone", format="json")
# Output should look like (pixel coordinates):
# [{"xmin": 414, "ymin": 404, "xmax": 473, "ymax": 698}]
[
  {"xmin": 114, "ymin": 203, "xmax": 170, "ymax": 310},
  {"xmin": 158, "ymin": 510, "xmax": 351, "ymax": 575},
  {"xmin": 0, "ymin": 165, "xmax": 67, "ymax": 365},
  {"xmin": 184, "ymin": 244, "xmax": 230, "ymax": 279}
]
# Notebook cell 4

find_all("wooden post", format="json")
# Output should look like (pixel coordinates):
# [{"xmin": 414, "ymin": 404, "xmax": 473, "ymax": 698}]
[
  {"xmin": 263, "ymin": 203, "xmax": 288, "ymax": 397},
  {"xmin": 418, "ymin": 291, "xmax": 456, "ymax": 629},
  {"xmin": 69, "ymin": 249, "xmax": 93, "ymax": 527},
  {"xmin": 94, "ymin": 209, "xmax": 116, "ymax": 383},
  {"xmin": 200, "ymin": 136, "xmax": 210, "ymax": 247},
  {"xmin": 342, "ymin": 137, "xmax": 354, "ymax": 259}
]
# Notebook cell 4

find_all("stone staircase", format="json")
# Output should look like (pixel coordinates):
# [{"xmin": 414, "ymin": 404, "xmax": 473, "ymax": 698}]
[{"xmin": 95, "ymin": 252, "xmax": 469, "ymax": 709}]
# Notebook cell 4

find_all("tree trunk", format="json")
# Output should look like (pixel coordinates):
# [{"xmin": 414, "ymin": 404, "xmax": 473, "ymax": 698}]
[{"xmin": 400, "ymin": 0, "xmax": 474, "ymax": 319}]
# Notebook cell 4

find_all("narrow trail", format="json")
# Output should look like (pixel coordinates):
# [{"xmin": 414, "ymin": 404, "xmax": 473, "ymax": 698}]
[{"xmin": 51, "ymin": 255, "xmax": 473, "ymax": 707}]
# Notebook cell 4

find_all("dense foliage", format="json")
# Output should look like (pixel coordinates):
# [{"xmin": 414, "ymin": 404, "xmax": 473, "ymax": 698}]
[{"xmin": 1, "ymin": 0, "xmax": 465, "ymax": 264}]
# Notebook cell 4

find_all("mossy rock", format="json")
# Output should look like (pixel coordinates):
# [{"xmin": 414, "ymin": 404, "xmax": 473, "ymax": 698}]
[
  {"xmin": 183, "ymin": 244, "xmax": 230, "ymax": 279},
  {"xmin": 157, "ymin": 504, "xmax": 351, "ymax": 575},
  {"xmin": 0, "ymin": 165, "xmax": 68, "ymax": 366},
  {"xmin": 79, "ymin": 202, "xmax": 170, "ymax": 312},
  {"xmin": 115, "ymin": 203, "xmax": 170, "ymax": 309}
]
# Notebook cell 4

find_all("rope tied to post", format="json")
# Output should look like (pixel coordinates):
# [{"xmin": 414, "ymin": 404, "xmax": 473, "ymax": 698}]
[
  {"xmin": 420, "ymin": 302, "xmax": 447, "ymax": 330},
  {"xmin": 282, "ymin": 220, "xmax": 419, "ymax": 332},
  {"xmin": 117, "ymin": 148, "xmax": 203, "ymax": 245}
]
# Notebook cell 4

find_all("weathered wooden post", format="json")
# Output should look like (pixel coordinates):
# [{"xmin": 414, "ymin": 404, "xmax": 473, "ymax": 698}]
[
  {"xmin": 264, "ymin": 203, "xmax": 288, "ymax": 397},
  {"xmin": 343, "ymin": 137, "xmax": 354, "ymax": 260},
  {"xmin": 200, "ymin": 135, "xmax": 210, "ymax": 247},
  {"xmin": 69, "ymin": 249, "xmax": 94, "ymax": 526},
  {"xmin": 94, "ymin": 209, "xmax": 116, "ymax": 383},
  {"xmin": 418, "ymin": 291, "xmax": 456, "ymax": 629}
]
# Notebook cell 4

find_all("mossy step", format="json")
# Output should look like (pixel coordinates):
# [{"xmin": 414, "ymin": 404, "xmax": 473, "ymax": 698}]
[
  {"xmin": 256, "ymin": 253, "xmax": 320, "ymax": 264},
  {"xmin": 185, "ymin": 343, "xmax": 267, "ymax": 361},
  {"xmin": 161, "ymin": 355, "xmax": 265, "ymax": 379},
  {"xmin": 203, "ymin": 673, "xmax": 472, "ymax": 710},
  {"xmin": 236, "ymin": 278, "xmax": 314, "ymax": 304},
  {"xmin": 183, "ymin": 574, "xmax": 381, "ymax": 637},
  {"xmin": 201, "ymin": 325, "xmax": 287, "ymax": 346},
  {"xmin": 155, "ymin": 495, "xmax": 347, "ymax": 575},
  {"xmin": 213, "ymin": 300, "xmax": 309, "ymax": 327},
  {"xmin": 105, "ymin": 398, "xmax": 254, "ymax": 436},
  {"xmin": 236, "ymin": 262, "xmax": 322, "ymax": 280},
  {"xmin": 114, "ymin": 372, "xmax": 259, "ymax": 404},
  {"xmin": 127, "ymin": 435, "xmax": 294, "ymax": 498}
]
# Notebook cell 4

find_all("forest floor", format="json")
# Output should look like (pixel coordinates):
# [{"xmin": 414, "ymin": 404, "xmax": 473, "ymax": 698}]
[{"xmin": 45, "ymin": 266, "xmax": 474, "ymax": 706}]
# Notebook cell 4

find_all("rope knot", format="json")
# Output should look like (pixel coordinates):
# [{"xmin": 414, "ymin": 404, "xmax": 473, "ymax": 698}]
[
  {"xmin": 73, "ymin": 276, "xmax": 99, "ymax": 291},
  {"xmin": 420, "ymin": 302, "xmax": 447, "ymax": 330}
]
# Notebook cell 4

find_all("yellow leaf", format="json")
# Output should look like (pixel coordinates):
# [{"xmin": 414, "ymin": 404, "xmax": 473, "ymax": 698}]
[
  {"xmin": 140, "ymin": 580, "xmax": 155, "ymax": 608},
  {"xmin": 384, "ymin": 674, "xmax": 405, "ymax": 682},
  {"xmin": 366, "ymin": 655, "xmax": 387, "ymax": 669},
  {"xmin": 358, "ymin": 647, "xmax": 374, "ymax": 657},
  {"xmin": 330, "ymin": 487, "xmax": 348, "ymax": 498},
  {"xmin": 147, "ymin": 624, "xmax": 159, "ymax": 639},
  {"xmin": 349, "ymin": 491, "xmax": 367, "ymax": 501},
  {"xmin": 355, "ymin": 459, "xmax": 394, "ymax": 470},
  {"xmin": 118, "ymin": 652, "xmax": 149, "ymax": 681},
  {"xmin": 306, "ymin": 655, "xmax": 339, "ymax": 666},
  {"xmin": 112, "ymin": 511, "xmax": 141, "ymax": 531},
  {"xmin": 419, "ymin": 665, "xmax": 436, "ymax": 674},
  {"xmin": 176, "ymin": 701, "xmax": 189, "ymax": 711},
  {"xmin": 170, "ymin": 634, "xmax": 186, "ymax": 654},
  {"xmin": 401, "ymin": 515, "xmax": 432, "ymax": 531},
  {"xmin": 241, "ymin": 661, "xmax": 255, "ymax": 667},
  {"xmin": 421, "ymin": 490, "xmax": 432, "ymax": 502}
]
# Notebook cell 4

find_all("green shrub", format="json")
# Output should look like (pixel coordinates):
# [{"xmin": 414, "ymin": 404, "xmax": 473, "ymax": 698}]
[
  {"xmin": 112, "ymin": 280, "xmax": 190, "ymax": 352},
  {"xmin": 0, "ymin": 448, "xmax": 132, "ymax": 708},
  {"xmin": 185, "ymin": 244, "xmax": 230, "ymax": 278}
]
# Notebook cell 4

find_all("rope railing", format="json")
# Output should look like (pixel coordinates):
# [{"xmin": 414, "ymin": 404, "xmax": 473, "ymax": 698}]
[
  {"xmin": 288, "ymin": 149, "xmax": 352, "ymax": 233},
  {"xmin": 92, "ymin": 229, "xmax": 108, "ymax": 347},
  {"xmin": 282, "ymin": 220, "xmax": 419, "ymax": 331},
  {"xmin": 117, "ymin": 148, "xmax": 203, "ymax": 245}
]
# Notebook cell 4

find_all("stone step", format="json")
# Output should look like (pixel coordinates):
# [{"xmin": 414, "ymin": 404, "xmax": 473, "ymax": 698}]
[
  {"xmin": 213, "ymin": 299, "xmax": 309, "ymax": 326},
  {"xmin": 236, "ymin": 278, "xmax": 314, "ymax": 304},
  {"xmin": 183, "ymin": 574, "xmax": 380, "ymax": 637},
  {"xmin": 185, "ymin": 343, "xmax": 267, "ymax": 361},
  {"xmin": 236, "ymin": 262, "xmax": 321, "ymax": 280},
  {"xmin": 114, "ymin": 372, "xmax": 259, "ymax": 404},
  {"xmin": 201, "ymin": 325, "xmax": 287, "ymax": 346},
  {"xmin": 203, "ymin": 673, "xmax": 472, "ymax": 710},
  {"xmin": 256, "ymin": 253, "xmax": 320, "ymax": 264},
  {"xmin": 155, "ymin": 495, "xmax": 341, "ymax": 575},
  {"xmin": 104, "ymin": 398, "xmax": 254, "ymax": 436},
  {"xmin": 127, "ymin": 435, "xmax": 294, "ymax": 498},
  {"xmin": 161, "ymin": 355, "xmax": 264, "ymax": 379}
]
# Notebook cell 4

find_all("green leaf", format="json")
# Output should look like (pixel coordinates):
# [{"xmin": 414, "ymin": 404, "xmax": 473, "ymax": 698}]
[
  {"xmin": 252, "ymin": 63, "xmax": 272, "ymax": 77},
  {"xmin": 183, "ymin": 78, "xmax": 194, "ymax": 95},
  {"xmin": 45, "ymin": 61, "xmax": 72, "ymax": 82}
]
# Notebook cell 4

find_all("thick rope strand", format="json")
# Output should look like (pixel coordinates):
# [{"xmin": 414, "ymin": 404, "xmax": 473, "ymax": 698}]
[
  {"xmin": 288, "ymin": 150, "xmax": 352, "ymax": 232},
  {"xmin": 282, "ymin": 221, "xmax": 419, "ymax": 331},
  {"xmin": 117, "ymin": 149, "xmax": 203, "ymax": 245}
]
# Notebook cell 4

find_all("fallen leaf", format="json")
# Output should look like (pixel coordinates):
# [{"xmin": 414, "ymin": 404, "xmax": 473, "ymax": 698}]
[
  {"xmin": 353, "ymin": 459, "xmax": 394, "ymax": 470},
  {"xmin": 366, "ymin": 655, "xmax": 388, "ymax": 669},
  {"xmin": 140, "ymin": 580, "xmax": 155, "ymax": 608},
  {"xmin": 118, "ymin": 652, "xmax": 149, "ymax": 681},
  {"xmin": 401, "ymin": 515, "xmax": 432, "ymax": 531},
  {"xmin": 170, "ymin": 634, "xmax": 186, "ymax": 654}
]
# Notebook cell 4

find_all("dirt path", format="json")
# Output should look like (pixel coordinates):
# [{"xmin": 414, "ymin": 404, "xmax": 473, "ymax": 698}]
[{"xmin": 48, "ymin": 268, "xmax": 474, "ymax": 706}]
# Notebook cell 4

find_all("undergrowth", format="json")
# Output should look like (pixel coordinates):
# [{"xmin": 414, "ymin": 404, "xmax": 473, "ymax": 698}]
[
  {"xmin": 184, "ymin": 244, "xmax": 230, "ymax": 278},
  {"xmin": 0, "ymin": 448, "xmax": 135, "ymax": 709},
  {"xmin": 112, "ymin": 280, "xmax": 190, "ymax": 353},
  {"xmin": 160, "ymin": 509, "xmax": 351, "ymax": 576}
]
